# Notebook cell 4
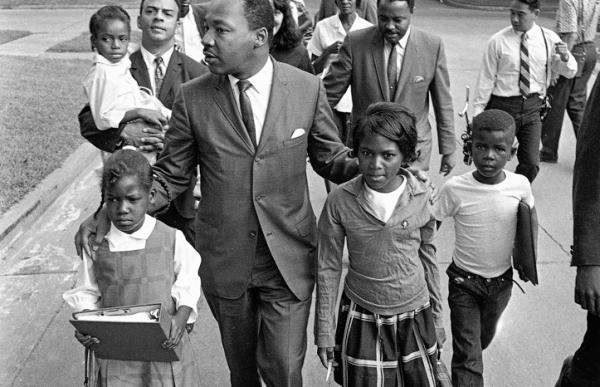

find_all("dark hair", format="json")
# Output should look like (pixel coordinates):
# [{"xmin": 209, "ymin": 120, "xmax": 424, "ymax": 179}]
[
  {"xmin": 515, "ymin": 0, "xmax": 540, "ymax": 11},
  {"xmin": 243, "ymin": 0, "xmax": 275, "ymax": 41},
  {"xmin": 139, "ymin": 0, "xmax": 181, "ymax": 19},
  {"xmin": 271, "ymin": 0, "xmax": 302, "ymax": 51},
  {"xmin": 95, "ymin": 149, "xmax": 153, "ymax": 218},
  {"xmin": 89, "ymin": 5, "xmax": 131, "ymax": 37},
  {"xmin": 376, "ymin": 0, "xmax": 414, "ymax": 12},
  {"xmin": 472, "ymin": 109, "xmax": 516, "ymax": 140},
  {"xmin": 352, "ymin": 102, "xmax": 419, "ymax": 166}
]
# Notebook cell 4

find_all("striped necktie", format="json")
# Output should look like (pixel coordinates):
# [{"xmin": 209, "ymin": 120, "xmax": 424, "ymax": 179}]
[
  {"xmin": 154, "ymin": 56, "xmax": 164, "ymax": 97},
  {"xmin": 519, "ymin": 33, "xmax": 530, "ymax": 97}
]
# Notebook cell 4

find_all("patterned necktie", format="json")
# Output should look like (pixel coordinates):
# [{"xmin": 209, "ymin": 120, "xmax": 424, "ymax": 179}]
[
  {"xmin": 387, "ymin": 43, "xmax": 398, "ymax": 100},
  {"xmin": 519, "ymin": 33, "xmax": 530, "ymax": 97},
  {"xmin": 237, "ymin": 80, "xmax": 257, "ymax": 148},
  {"xmin": 154, "ymin": 56, "xmax": 164, "ymax": 97}
]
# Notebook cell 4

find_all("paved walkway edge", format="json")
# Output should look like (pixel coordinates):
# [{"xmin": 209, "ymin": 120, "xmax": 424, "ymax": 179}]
[{"xmin": 0, "ymin": 142, "xmax": 99, "ymax": 243}]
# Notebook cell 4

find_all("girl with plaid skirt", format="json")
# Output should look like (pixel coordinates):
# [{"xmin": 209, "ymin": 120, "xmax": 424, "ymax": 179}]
[{"xmin": 315, "ymin": 102, "xmax": 445, "ymax": 386}]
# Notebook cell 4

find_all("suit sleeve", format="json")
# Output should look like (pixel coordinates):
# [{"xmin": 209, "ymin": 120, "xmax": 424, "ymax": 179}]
[
  {"xmin": 323, "ymin": 34, "xmax": 353, "ymax": 110},
  {"xmin": 150, "ymin": 88, "xmax": 199, "ymax": 214},
  {"xmin": 78, "ymin": 104, "xmax": 124, "ymax": 153},
  {"xmin": 572, "ymin": 76, "xmax": 600, "ymax": 266},
  {"xmin": 307, "ymin": 79, "xmax": 359, "ymax": 184},
  {"xmin": 430, "ymin": 38, "xmax": 456, "ymax": 156}
]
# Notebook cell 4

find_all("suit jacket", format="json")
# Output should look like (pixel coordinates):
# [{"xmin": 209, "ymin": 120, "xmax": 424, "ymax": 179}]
[
  {"xmin": 79, "ymin": 49, "xmax": 208, "ymax": 219},
  {"xmin": 150, "ymin": 60, "xmax": 358, "ymax": 300},
  {"xmin": 324, "ymin": 26, "xmax": 456, "ymax": 169},
  {"xmin": 572, "ymin": 75, "xmax": 600, "ymax": 266}
]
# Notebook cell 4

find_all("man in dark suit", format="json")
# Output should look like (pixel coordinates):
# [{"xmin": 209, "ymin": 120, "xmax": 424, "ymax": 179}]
[
  {"xmin": 323, "ymin": 0, "xmax": 456, "ymax": 174},
  {"xmin": 79, "ymin": 0, "xmax": 207, "ymax": 243},
  {"xmin": 555, "ymin": 74, "xmax": 600, "ymax": 387},
  {"xmin": 76, "ymin": 0, "xmax": 358, "ymax": 385}
]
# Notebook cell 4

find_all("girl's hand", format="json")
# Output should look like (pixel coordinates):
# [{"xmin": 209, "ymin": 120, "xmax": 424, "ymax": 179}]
[
  {"xmin": 74, "ymin": 330, "xmax": 99, "ymax": 348},
  {"xmin": 317, "ymin": 346, "xmax": 335, "ymax": 369},
  {"xmin": 162, "ymin": 306, "xmax": 192, "ymax": 350}
]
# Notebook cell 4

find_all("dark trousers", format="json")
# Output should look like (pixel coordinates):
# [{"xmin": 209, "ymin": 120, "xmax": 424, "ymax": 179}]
[
  {"xmin": 541, "ymin": 42, "xmax": 597, "ymax": 160},
  {"xmin": 447, "ymin": 263, "xmax": 513, "ymax": 387},
  {"xmin": 204, "ymin": 235, "xmax": 312, "ymax": 387},
  {"xmin": 487, "ymin": 95, "xmax": 542, "ymax": 182},
  {"xmin": 560, "ymin": 313, "xmax": 600, "ymax": 386}
]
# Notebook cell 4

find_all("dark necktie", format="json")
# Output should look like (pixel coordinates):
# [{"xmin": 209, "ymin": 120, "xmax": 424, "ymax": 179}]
[
  {"xmin": 387, "ymin": 43, "xmax": 398, "ymax": 100},
  {"xmin": 237, "ymin": 80, "xmax": 257, "ymax": 148},
  {"xmin": 519, "ymin": 33, "xmax": 530, "ymax": 97},
  {"xmin": 154, "ymin": 56, "xmax": 164, "ymax": 97}
]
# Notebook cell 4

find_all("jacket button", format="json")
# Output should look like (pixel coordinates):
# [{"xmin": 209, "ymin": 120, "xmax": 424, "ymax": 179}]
[
  {"xmin": 249, "ymin": 231, "xmax": 257, "ymax": 238},
  {"xmin": 255, "ymin": 195, "xmax": 263, "ymax": 201}
]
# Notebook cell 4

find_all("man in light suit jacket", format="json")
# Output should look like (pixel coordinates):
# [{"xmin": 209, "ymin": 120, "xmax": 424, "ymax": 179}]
[
  {"xmin": 323, "ymin": 0, "xmax": 456, "ymax": 174},
  {"xmin": 76, "ymin": 0, "xmax": 358, "ymax": 385},
  {"xmin": 79, "ymin": 0, "xmax": 208, "ymax": 243}
]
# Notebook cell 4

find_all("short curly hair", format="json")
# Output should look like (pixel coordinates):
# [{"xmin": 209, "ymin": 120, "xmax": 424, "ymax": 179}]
[
  {"xmin": 89, "ymin": 5, "xmax": 131, "ymax": 37},
  {"xmin": 352, "ymin": 102, "xmax": 419, "ymax": 167}
]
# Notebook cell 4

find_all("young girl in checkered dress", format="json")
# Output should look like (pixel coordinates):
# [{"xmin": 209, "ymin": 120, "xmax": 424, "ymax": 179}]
[{"xmin": 315, "ymin": 102, "xmax": 444, "ymax": 386}]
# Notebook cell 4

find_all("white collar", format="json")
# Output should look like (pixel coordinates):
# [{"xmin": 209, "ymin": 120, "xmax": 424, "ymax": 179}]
[
  {"xmin": 140, "ymin": 45, "xmax": 175, "ymax": 67},
  {"xmin": 106, "ymin": 214, "xmax": 156, "ymax": 243},
  {"xmin": 228, "ymin": 57, "xmax": 274, "ymax": 95},
  {"xmin": 94, "ymin": 53, "xmax": 131, "ymax": 67}
]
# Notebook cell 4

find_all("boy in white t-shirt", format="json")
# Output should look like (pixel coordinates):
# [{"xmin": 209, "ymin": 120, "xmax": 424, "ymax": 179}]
[{"xmin": 433, "ymin": 109, "xmax": 534, "ymax": 387}]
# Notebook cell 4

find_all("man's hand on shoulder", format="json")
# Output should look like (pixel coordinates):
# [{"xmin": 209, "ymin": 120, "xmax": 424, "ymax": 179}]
[
  {"xmin": 439, "ymin": 153, "xmax": 456, "ymax": 176},
  {"xmin": 575, "ymin": 265, "xmax": 600, "ymax": 316},
  {"xmin": 120, "ymin": 120, "xmax": 166, "ymax": 152}
]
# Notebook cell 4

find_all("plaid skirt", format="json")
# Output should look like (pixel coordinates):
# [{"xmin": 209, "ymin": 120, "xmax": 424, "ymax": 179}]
[{"xmin": 333, "ymin": 293, "xmax": 439, "ymax": 387}]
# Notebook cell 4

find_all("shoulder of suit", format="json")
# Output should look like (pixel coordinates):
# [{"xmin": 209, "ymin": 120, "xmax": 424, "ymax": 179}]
[
  {"xmin": 409, "ymin": 27, "xmax": 442, "ymax": 44},
  {"xmin": 174, "ymin": 51, "xmax": 209, "ymax": 77},
  {"xmin": 347, "ymin": 25, "xmax": 378, "ymax": 40},
  {"xmin": 275, "ymin": 60, "xmax": 319, "ymax": 85}
]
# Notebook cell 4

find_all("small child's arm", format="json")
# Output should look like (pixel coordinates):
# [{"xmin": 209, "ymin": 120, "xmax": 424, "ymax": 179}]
[
  {"xmin": 63, "ymin": 252, "xmax": 101, "ymax": 311},
  {"xmin": 166, "ymin": 230, "xmax": 201, "ymax": 348}
]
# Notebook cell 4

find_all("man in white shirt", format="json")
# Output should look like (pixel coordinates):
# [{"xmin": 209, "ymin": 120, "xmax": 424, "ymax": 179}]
[
  {"xmin": 175, "ymin": 0, "xmax": 207, "ymax": 62},
  {"xmin": 472, "ymin": 0, "xmax": 577, "ymax": 182}
]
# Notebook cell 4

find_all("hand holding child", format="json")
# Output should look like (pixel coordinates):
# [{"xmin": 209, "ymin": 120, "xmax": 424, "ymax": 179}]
[
  {"xmin": 75, "ymin": 330, "xmax": 99, "ymax": 348},
  {"xmin": 162, "ymin": 306, "xmax": 193, "ymax": 350},
  {"xmin": 134, "ymin": 108, "xmax": 168, "ymax": 129}
]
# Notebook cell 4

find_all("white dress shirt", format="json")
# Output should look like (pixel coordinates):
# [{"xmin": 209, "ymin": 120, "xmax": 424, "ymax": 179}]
[
  {"xmin": 473, "ymin": 24, "xmax": 577, "ymax": 115},
  {"xmin": 62, "ymin": 215, "xmax": 202, "ymax": 323},
  {"xmin": 175, "ymin": 10, "xmax": 205, "ymax": 63},
  {"xmin": 140, "ymin": 46, "xmax": 174, "ymax": 96},
  {"xmin": 308, "ymin": 13, "xmax": 372, "ymax": 113},
  {"xmin": 228, "ymin": 58, "xmax": 274, "ymax": 144},
  {"xmin": 383, "ymin": 26, "xmax": 411, "ymax": 84},
  {"xmin": 82, "ymin": 53, "xmax": 170, "ymax": 130}
]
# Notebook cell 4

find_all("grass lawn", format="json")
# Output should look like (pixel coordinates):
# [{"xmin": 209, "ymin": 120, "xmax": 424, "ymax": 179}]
[
  {"xmin": 0, "ymin": 30, "xmax": 31, "ymax": 45},
  {"xmin": 48, "ymin": 30, "xmax": 142, "ymax": 53},
  {"xmin": 0, "ymin": 56, "xmax": 88, "ymax": 215}
]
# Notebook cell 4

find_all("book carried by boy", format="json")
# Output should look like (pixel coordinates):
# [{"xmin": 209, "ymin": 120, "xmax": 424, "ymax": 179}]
[
  {"xmin": 70, "ymin": 303, "xmax": 181, "ymax": 362},
  {"xmin": 513, "ymin": 199, "xmax": 539, "ymax": 285}
]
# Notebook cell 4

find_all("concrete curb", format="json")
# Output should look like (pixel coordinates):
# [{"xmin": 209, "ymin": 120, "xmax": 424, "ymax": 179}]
[{"xmin": 0, "ymin": 142, "xmax": 99, "ymax": 244}]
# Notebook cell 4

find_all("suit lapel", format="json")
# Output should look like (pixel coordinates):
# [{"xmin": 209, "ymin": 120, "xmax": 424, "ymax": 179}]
[
  {"xmin": 130, "ymin": 51, "xmax": 151, "ymax": 90},
  {"xmin": 212, "ymin": 76, "xmax": 255, "ymax": 154},
  {"xmin": 394, "ymin": 30, "xmax": 417, "ymax": 101},
  {"xmin": 370, "ymin": 32, "xmax": 388, "ymax": 101},
  {"xmin": 159, "ymin": 52, "xmax": 182, "ymax": 101},
  {"xmin": 258, "ymin": 60, "xmax": 287, "ymax": 153}
]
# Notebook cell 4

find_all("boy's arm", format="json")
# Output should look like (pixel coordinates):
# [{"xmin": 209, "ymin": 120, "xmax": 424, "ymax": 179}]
[
  {"xmin": 171, "ymin": 230, "xmax": 201, "ymax": 324},
  {"xmin": 315, "ymin": 195, "xmax": 346, "ymax": 349}
]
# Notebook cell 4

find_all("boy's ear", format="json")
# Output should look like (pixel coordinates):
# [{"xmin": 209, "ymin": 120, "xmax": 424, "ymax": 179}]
[
  {"xmin": 90, "ymin": 36, "xmax": 96, "ymax": 52},
  {"xmin": 149, "ymin": 187, "xmax": 157, "ymax": 205},
  {"xmin": 509, "ymin": 138, "xmax": 518, "ymax": 159}
]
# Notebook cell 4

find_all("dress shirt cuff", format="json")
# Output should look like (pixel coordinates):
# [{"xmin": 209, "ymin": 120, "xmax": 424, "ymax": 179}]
[{"xmin": 315, "ymin": 333, "xmax": 335, "ymax": 348}]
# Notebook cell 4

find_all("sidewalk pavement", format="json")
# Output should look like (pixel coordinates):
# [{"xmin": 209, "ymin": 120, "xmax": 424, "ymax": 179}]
[{"xmin": 0, "ymin": 1, "xmax": 591, "ymax": 386}]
